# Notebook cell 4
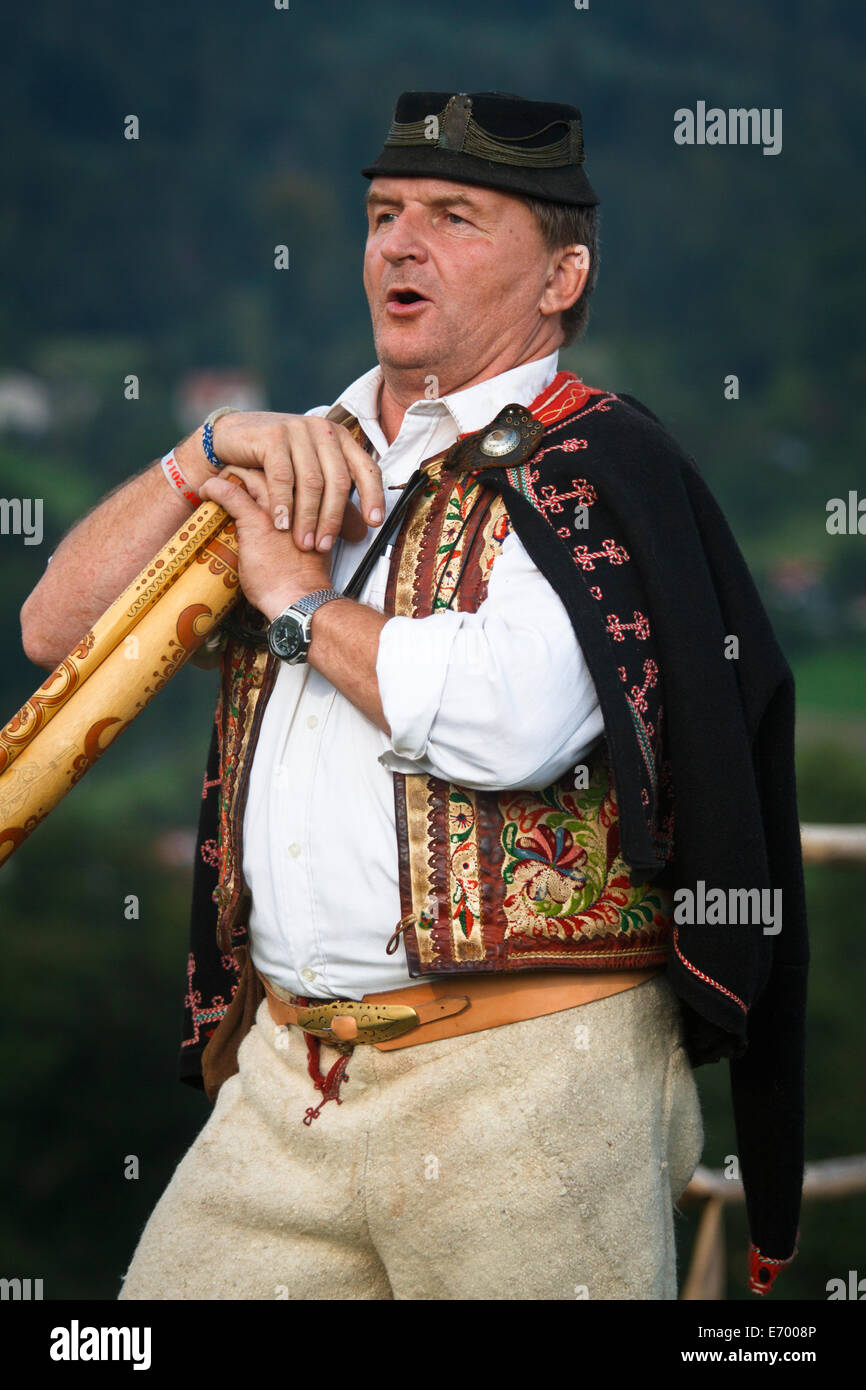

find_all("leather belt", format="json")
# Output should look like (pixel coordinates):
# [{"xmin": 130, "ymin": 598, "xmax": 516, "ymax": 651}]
[{"xmin": 256, "ymin": 964, "xmax": 663, "ymax": 1053}]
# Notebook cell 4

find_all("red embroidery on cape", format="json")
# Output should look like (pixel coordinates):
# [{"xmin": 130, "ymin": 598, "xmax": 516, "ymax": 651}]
[
  {"xmin": 181, "ymin": 950, "xmax": 240, "ymax": 1047},
  {"xmin": 672, "ymin": 927, "xmax": 747, "ymax": 1013}
]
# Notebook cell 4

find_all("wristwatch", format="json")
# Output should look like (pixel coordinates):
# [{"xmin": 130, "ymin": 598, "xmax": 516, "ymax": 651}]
[{"xmin": 267, "ymin": 588, "xmax": 343, "ymax": 664}]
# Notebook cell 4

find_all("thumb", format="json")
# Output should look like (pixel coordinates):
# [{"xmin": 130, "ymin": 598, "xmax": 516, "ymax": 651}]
[{"xmin": 199, "ymin": 473, "xmax": 258, "ymax": 518}]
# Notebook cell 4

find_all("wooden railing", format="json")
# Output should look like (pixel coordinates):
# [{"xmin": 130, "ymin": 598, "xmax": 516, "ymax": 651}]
[
  {"xmin": 799, "ymin": 823, "xmax": 866, "ymax": 864},
  {"xmin": 679, "ymin": 822, "xmax": 866, "ymax": 1299},
  {"xmin": 679, "ymin": 1157, "xmax": 866, "ymax": 1299}
]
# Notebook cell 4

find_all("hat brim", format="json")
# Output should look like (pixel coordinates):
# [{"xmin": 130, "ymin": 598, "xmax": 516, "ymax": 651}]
[{"xmin": 361, "ymin": 144, "xmax": 599, "ymax": 207}]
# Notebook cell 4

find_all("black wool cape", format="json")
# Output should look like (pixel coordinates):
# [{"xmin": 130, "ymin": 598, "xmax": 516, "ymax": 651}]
[{"xmin": 480, "ymin": 391, "xmax": 808, "ymax": 1271}]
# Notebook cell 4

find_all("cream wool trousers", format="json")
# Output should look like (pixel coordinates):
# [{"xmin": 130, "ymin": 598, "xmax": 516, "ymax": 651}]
[{"xmin": 118, "ymin": 973, "xmax": 703, "ymax": 1301}]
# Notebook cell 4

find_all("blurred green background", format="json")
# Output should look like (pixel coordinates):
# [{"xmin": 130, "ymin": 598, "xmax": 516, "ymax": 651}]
[{"xmin": 0, "ymin": 0, "xmax": 863, "ymax": 1301}]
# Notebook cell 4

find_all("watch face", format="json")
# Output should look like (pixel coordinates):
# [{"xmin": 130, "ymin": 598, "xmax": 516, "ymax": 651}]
[{"xmin": 270, "ymin": 613, "xmax": 306, "ymax": 661}]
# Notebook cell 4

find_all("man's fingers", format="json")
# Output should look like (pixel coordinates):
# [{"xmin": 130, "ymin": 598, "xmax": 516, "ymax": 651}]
[
  {"xmin": 221, "ymin": 466, "xmax": 269, "ymax": 507},
  {"xmin": 281, "ymin": 423, "xmax": 324, "ymax": 550},
  {"xmin": 339, "ymin": 498, "xmax": 369, "ymax": 544},
  {"xmin": 342, "ymin": 432, "xmax": 385, "ymax": 530},
  {"xmin": 312, "ymin": 433, "xmax": 356, "ymax": 552},
  {"xmin": 260, "ymin": 423, "xmax": 296, "ymax": 533},
  {"xmin": 199, "ymin": 474, "xmax": 265, "ymax": 522},
  {"xmin": 244, "ymin": 418, "xmax": 385, "ymax": 551}
]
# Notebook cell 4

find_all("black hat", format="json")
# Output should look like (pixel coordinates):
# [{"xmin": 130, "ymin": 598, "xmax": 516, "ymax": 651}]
[{"xmin": 361, "ymin": 91, "xmax": 599, "ymax": 207}]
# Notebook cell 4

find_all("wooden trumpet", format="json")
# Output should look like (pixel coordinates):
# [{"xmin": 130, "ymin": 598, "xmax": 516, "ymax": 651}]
[{"xmin": 0, "ymin": 487, "xmax": 247, "ymax": 867}]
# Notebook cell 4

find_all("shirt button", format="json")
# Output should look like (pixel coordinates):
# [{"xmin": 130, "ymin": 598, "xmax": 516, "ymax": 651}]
[
  {"xmin": 300, "ymin": 967, "xmax": 317, "ymax": 983},
  {"xmin": 287, "ymin": 842, "xmax": 301, "ymax": 858},
  {"xmin": 306, "ymin": 715, "xmax": 318, "ymax": 729}
]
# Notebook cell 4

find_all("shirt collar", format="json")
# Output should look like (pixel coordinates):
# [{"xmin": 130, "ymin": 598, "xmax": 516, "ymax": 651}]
[{"xmin": 324, "ymin": 350, "xmax": 560, "ymax": 454}]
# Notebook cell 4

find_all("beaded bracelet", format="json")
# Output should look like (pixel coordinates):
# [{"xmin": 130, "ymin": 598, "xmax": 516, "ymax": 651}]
[{"xmin": 201, "ymin": 405, "xmax": 237, "ymax": 470}]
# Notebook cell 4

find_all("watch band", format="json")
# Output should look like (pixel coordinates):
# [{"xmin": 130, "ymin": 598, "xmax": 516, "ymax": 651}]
[
  {"xmin": 267, "ymin": 587, "xmax": 343, "ymax": 665},
  {"xmin": 289, "ymin": 587, "xmax": 343, "ymax": 618}
]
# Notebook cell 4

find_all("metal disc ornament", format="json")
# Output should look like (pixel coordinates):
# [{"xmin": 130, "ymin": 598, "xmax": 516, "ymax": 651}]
[{"xmin": 479, "ymin": 426, "xmax": 521, "ymax": 457}]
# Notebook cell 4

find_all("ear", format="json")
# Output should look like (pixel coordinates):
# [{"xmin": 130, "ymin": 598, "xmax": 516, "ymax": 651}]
[{"xmin": 539, "ymin": 244, "xmax": 590, "ymax": 319}]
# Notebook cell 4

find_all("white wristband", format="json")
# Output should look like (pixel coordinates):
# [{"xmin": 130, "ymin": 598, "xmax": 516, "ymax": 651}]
[{"xmin": 161, "ymin": 449, "xmax": 202, "ymax": 507}]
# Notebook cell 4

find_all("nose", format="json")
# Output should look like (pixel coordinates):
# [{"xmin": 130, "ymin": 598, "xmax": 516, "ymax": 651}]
[{"xmin": 379, "ymin": 210, "xmax": 429, "ymax": 266}]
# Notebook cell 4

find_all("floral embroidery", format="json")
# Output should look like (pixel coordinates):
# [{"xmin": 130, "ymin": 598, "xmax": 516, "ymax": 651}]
[
  {"xmin": 447, "ymin": 789, "xmax": 481, "ymax": 942},
  {"xmin": 499, "ymin": 754, "xmax": 669, "ymax": 945}
]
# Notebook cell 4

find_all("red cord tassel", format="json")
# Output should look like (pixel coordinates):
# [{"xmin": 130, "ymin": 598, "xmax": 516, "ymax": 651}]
[{"xmin": 301, "ymin": 1032, "xmax": 351, "ymax": 1125}]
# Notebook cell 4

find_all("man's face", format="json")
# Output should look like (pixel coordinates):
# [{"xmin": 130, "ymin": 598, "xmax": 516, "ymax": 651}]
[{"xmin": 363, "ymin": 176, "xmax": 560, "ymax": 389}]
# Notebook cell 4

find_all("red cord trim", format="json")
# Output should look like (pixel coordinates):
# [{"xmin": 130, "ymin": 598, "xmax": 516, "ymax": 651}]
[
  {"xmin": 672, "ymin": 925, "xmax": 748, "ymax": 1013},
  {"xmin": 748, "ymin": 1235, "xmax": 799, "ymax": 1295}
]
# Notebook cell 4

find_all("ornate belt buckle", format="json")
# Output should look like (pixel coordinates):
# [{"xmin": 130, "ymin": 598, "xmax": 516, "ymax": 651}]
[{"xmin": 294, "ymin": 1000, "xmax": 421, "ymax": 1045}]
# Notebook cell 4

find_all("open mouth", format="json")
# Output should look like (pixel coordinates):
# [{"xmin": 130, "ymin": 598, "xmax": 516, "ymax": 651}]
[{"xmin": 386, "ymin": 288, "xmax": 429, "ymax": 306}]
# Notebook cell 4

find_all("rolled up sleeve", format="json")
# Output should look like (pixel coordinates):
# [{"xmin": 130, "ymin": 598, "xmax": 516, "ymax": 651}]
[{"xmin": 375, "ymin": 529, "xmax": 604, "ymax": 790}]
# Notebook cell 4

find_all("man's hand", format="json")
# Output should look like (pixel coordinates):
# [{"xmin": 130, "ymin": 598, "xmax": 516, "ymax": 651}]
[
  {"xmin": 199, "ymin": 472, "xmax": 335, "ymax": 622},
  {"xmin": 176, "ymin": 412, "xmax": 385, "ymax": 556}
]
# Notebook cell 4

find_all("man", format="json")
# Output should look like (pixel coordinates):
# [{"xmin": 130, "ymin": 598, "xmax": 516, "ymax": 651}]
[{"xmin": 20, "ymin": 91, "xmax": 806, "ymax": 1300}]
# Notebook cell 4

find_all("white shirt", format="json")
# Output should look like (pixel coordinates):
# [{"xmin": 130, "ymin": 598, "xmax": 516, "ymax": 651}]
[{"xmin": 242, "ymin": 350, "xmax": 605, "ymax": 999}]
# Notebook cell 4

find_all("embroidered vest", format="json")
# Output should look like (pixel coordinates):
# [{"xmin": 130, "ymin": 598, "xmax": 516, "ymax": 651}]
[
  {"xmin": 382, "ymin": 442, "xmax": 671, "ymax": 977},
  {"xmin": 181, "ymin": 372, "xmax": 674, "ymax": 1091}
]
